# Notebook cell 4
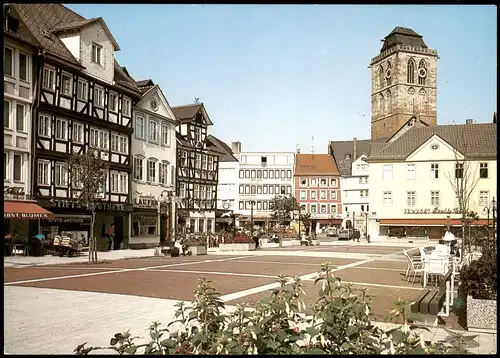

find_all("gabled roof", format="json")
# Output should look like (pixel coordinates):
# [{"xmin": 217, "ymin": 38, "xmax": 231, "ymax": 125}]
[
  {"xmin": 176, "ymin": 132, "xmax": 223, "ymax": 157},
  {"xmin": 135, "ymin": 83, "xmax": 177, "ymax": 122},
  {"xmin": 386, "ymin": 116, "xmax": 431, "ymax": 142},
  {"xmin": 206, "ymin": 135, "xmax": 238, "ymax": 162},
  {"xmin": 368, "ymin": 123, "xmax": 497, "ymax": 161},
  {"xmin": 295, "ymin": 154, "xmax": 339, "ymax": 176},
  {"xmin": 135, "ymin": 79, "xmax": 155, "ymax": 93},
  {"xmin": 4, "ymin": 5, "xmax": 39, "ymax": 48},
  {"xmin": 329, "ymin": 139, "xmax": 371, "ymax": 176},
  {"xmin": 380, "ymin": 26, "xmax": 427, "ymax": 53},
  {"xmin": 52, "ymin": 17, "xmax": 120, "ymax": 51},
  {"xmin": 172, "ymin": 103, "xmax": 213, "ymax": 126}
]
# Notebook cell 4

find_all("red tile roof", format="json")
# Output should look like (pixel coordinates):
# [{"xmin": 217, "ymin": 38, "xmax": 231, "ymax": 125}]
[{"xmin": 295, "ymin": 154, "xmax": 339, "ymax": 176}]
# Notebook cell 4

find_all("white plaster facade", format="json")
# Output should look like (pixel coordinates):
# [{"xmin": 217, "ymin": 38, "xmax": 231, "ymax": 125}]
[
  {"xmin": 234, "ymin": 148, "xmax": 295, "ymax": 224},
  {"xmin": 341, "ymin": 154, "xmax": 370, "ymax": 232},
  {"xmin": 131, "ymin": 85, "xmax": 177, "ymax": 247},
  {"xmin": 4, "ymin": 38, "xmax": 34, "ymax": 200},
  {"xmin": 368, "ymin": 134, "xmax": 497, "ymax": 241},
  {"xmin": 217, "ymin": 160, "xmax": 239, "ymax": 213}
]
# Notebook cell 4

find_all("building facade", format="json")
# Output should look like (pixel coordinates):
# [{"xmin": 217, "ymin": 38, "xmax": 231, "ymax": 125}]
[
  {"xmin": 15, "ymin": 4, "xmax": 142, "ymax": 248},
  {"xmin": 173, "ymin": 103, "xmax": 220, "ymax": 234},
  {"xmin": 370, "ymin": 26, "xmax": 438, "ymax": 141},
  {"xmin": 294, "ymin": 154, "xmax": 342, "ymax": 233},
  {"xmin": 130, "ymin": 79, "xmax": 177, "ymax": 248},
  {"xmin": 234, "ymin": 144, "xmax": 295, "ymax": 228},
  {"xmin": 367, "ymin": 122, "xmax": 497, "ymax": 241}
]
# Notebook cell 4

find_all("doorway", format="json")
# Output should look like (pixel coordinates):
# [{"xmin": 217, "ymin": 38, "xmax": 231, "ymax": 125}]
[
  {"xmin": 114, "ymin": 215, "xmax": 124, "ymax": 250},
  {"xmin": 160, "ymin": 214, "xmax": 170, "ymax": 245}
]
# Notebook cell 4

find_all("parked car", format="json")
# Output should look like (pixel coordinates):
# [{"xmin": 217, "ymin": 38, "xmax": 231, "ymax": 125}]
[
  {"xmin": 338, "ymin": 229, "xmax": 353, "ymax": 241},
  {"xmin": 326, "ymin": 228, "xmax": 337, "ymax": 237}
]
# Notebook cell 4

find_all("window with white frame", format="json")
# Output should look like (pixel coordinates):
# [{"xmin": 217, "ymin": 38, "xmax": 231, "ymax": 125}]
[
  {"xmin": 119, "ymin": 173, "xmax": 127, "ymax": 194},
  {"xmin": 239, "ymin": 170, "xmax": 244, "ymax": 178},
  {"xmin": 330, "ymin": 204, "xmax": 337, "ymax": 214},
  {"xmin": 38, "ymin": 114, "xmax": 51, "ymax": 137},
  {"xmin": 123, "ymin": 97, "xmax": 131, "ymax": 117},
  {"xmin": 287, "ymin": 185, "xmax": 292, "ymax": 194},
  {"xmin": 311, "ymin": 178, "xmax": 317, "ymax": 186},
  {"xmin": 94, "ymin": 87, "xmax": 104, "ymax": 107},
  {"xmin": 194, "ymin": 184, "xmax": 200, "ymax": 199},
  {"xmin": 263, "ymin": 201, "xmax": 268, "ymax": 210},
  {"xmin": 135, "ymin": 116, "xmax": 145, "ymax": 139},
  {"xmin": 320, "ymin": 178, "xmax": 327, "ymax": 187},
  {"xmin": 43, "ymin": 67, "xmax": 55, "ymax": 90},
  {"xmin": 407, "ymin": 191, "xmax": 416, "ymax": 206},
  {"xmin": 383, "ymin": 165, "xmax": 393, "ymax": 180},
  {"xmin": 406, "ymin": 164, "xmax": 416, "ymax": 180},
  {"xmin": 263, "ymin": 185, "xmax": 268, "ymax": 194},
  {"xmin": 455, "ymin": 163, "xmax": 464, "ymax": 179},
  {"xmin": 310, "ymin": 204, "xmax": 317, "ymax": 214},
  {"xmin": 37, "ymin": 160, "xmax": 50, "ymax": 185},
  {"xmin": 4, "ymin": 152, "xmax": 8, "ymax": 180},
  {"xmin": 330, "ymin": 178, "xmax": 337, "ymax": 187},
  {"xmin": 208, "ymin": 156, "xmax": 214, "ymax": 171},
  {"xmin": 263, "ymin": 170, "xmax": 268, "ymax": 179},
  {"xmin": 61, "ymin": 73, "xmax": 72, "ymax": 96},
  {"xmin": 149, "ymin": 119, "xmax": 158, "ymax": 142},
  {"xmin": 201, "ymin": 185, "xmax": 206, "ymax": 200},
  {"xmin": 269, "ymin": 170, "xmax": 273, "ymax": 179},
  {"xmin": 360, "ymin": 190, "xmax": 369, "ymax": 197},
  {"xmin": 4, "ymin": 46, "xmax": 13, "ymax": 77},
  {"xmin": 246, "ymin": 185, "xmax": 251, "ymax": 194},
  {"xmin": 479, "ymin": 191, "xmax": 489, "ymax": 206},
  {"xmin": 357, "ymin": 163, "xmax": 368, "ymax": 171},
  {"xmin": 239, "ymin": 201, "xmax": 244, "ymax": 210},
  {"xmin": 330, "ymin": 191, "xmax": 337, "ymax": 200},
  {"xmin": 320, "ymin": 190, "xmax": 326, "ymax": 199},
  {"xmin": 383, "ymin": 191, "xmax": 393, "ymax": 206},
  {"xmin": 194, "ymin": 126, "xmax": 201, "ymax": 142},
  {"xmin": 479, "ymin": 163, "xmax": 489, "ymax": 179},
  {"xmin": 77, "ymin": 79, "xmax": 87, "ymax": 100},
  {"xmin": 147, "ymin": 159, "xmax": 157, "ymax": 182},
  {"xmin": 161, "ymin": 123, "xmax": 170, "ymax": 146},
  {"xmin": 55, "ymin": 162, "xmax": 68, "ymax": 186},
  {"xmin": 430, "ymin": 191, "xmax": 440, "ymax": 206},
  {"xmin": 92, "ymin": 43, "xmax": 102, "ymax": 65},
  {"xmin": 181, "ymin": 151, "xmax": 187, "ymax": 166},
  {"xmin": 320, "ymin": 204, "xmax": 327, "ymax": 213},
  {"xmin": 55, "ymin": 118, "xmax": 68, "ymax": 140},
  {"xmin": 89, "ymin": 128, "xmax": 108, "ymax": 150},
  {"xmin": 311, "ymin": 191, "xmax": 317, "ymax": 200},
  {"xmin": 109, "ymin": 92, "xmax": 118, "ymax": 112},
  {"xmin": 16, "ymin": 103, "xmax": 25, "ymax": 132},
  {"xmin": 111, "ymin": 133, "xmax": 128, "ymax": 154},
  {"xmin": 287, "ymin": 170, "xmax": 292, "ymax": 179},
  {"xmin": 257, "ymin": 186, "xmax": 262, "ymax": 194},
  {"xmin": 201, "ymin": 155, "xmax": 207, "ymax": 170},
  {"xmin": 239, "ymin": 185, "xmax": 244, "ymax": 194},
  {"xmin": 133, "ymin": 156, "xmax": 144, "ymax": 181},
  {"xmin": 159, "ymin": 162, "xmax": 169, "ymax": 185},
  {"xmin": 195, "ymin": 154, "xmax": 201, "ymax": 169},
  {"xmin": 4, "ymin": 100, "xmax": 11, "ymax": 129},
  {"xmin": 430, "ymin": 163, "xmax": 439, "ymax": 179},
  {"xmin": 20, "ymin": 52, "xmax": 29, "ymax": 81},
  {"xmin": 110, "ymin": 172, "xmax": 128, "ymax": 193},
  {"xmin": 179, "ymin": 183, "xmax": 186, "ymax": 198},
  {"xmin": 13, "ymin": 153, "xmax": 23, "ymax": 182},
  {"xmin": 72, "ymin": 122, "xmax": 84, "ymax": 143}
]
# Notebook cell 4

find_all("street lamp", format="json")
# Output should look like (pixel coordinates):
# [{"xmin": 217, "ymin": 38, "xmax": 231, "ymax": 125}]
[
  {"xmin": 363, "ymin": 211, "xmax": 369, "ymax": 240},
  {"xmin": 297, "ymin": 204, "xmax": 302, "ymax": 241},
  {"xmin": 482, "ymin": 197, "xmax": 497, "ymax": 253},
  {"xmin": 160, "ymin": 188, "xmax": 181, "ymax": 244},
  {"xmin": 250, "ymin": 200, "xmax": 256, "ymax": 236}
]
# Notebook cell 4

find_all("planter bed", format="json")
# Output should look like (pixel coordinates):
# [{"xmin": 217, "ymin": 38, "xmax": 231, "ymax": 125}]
[
  {"xmin": 467, "ymin": 295, "xmax": 497, "ymax": 333},
  {"xmin": 290, "ymin": 239, "xmax": 302, "ymax": 246},
  {"xmin": 188, "ymin": 245, "xmax": 207, "ymax": 256},
  {"xmin": 218, "ymin": 243, "xmax": 256, "ymax": 252}
]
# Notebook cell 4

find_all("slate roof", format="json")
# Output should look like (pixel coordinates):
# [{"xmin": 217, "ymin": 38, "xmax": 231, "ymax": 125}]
[
  {"xmin": 380, "ymin": 26, "xmax": 427, "ymax": 53},
  {"xmin": 135, "ymin": 79, "xmax": 155, "ymax": 93},
  {"xmin": 206, "ymin": 135, "xmax": 238, "ymax": 162},
  {"xmin": 329, "ymin": 139, "xmax": 371, "ymax": 176},
  {"xmin": 11, "ymin": 4, "xmax": 139, "ymax": 94},
  {"xmin": 368, "ymin": 123, "xmax": 497, "ymax": 161},
  {"xmin": 4, "ymin": 5, "xmax": 39, "ymax": 48},
  {"xmin": 172, "ymin": 104, "xmax": 203, "ymax": 121},
  {"xmin": 176, "ymin": 132, "xmax": 223, "ymax": 157},
  {"xmin": 295, "ymin": 154, "xmax": 339, "ymax": 176}
]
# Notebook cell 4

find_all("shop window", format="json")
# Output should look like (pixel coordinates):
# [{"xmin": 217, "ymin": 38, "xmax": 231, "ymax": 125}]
[{"xmin": 132, "ymin": 214, "xmax": 157, "ymax": 236}]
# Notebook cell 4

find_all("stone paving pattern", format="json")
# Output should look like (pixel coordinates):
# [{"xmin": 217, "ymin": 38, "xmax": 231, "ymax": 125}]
[{"xmin": 4, "ymin": 242, "xmax": 496, "ymax": 354}]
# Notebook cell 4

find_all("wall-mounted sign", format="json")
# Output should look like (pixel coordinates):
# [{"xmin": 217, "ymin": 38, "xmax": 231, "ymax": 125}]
[
  {"xmin": 49, "ymin": 199, "xmax": 126, "ymax": 212},
  {"xmin": 134, "ymin": 195, "xmax": 159, "ymax": 209},
  {"xmin": 4, "ymin": 212, "xmax": 51, "ymax": 219},
  {"xmin": 404, "ymin": 208, "xmax": 461, "ymax": 215}
]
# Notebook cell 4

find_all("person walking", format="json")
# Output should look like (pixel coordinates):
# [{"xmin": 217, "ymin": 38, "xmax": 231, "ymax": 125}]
[{"xmin": 107, "ymin": 223, "xmax": 115, "ymax": 251}]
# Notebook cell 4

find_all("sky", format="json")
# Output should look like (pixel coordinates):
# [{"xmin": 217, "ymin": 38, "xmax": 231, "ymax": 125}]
[{"xmin": 66, "ymin": 4, "xmax": 497, "ymax": 153}]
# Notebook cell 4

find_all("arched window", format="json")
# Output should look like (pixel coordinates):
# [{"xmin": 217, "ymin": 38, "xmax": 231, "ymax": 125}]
[
  {"xmin": 418, "ymin": 60, "xmax": 426, "ymax": 85},
  {"xmin": 408, "ymin": 87, "xmax": 415, "ymax": 113},
  {"xmin": 378, "ymin": 65, "xmax": 384, "ymax": 89},
  {"xmin": 379, "ymin": 93, "xmax": 384, "ymax": 115},
  {"xmin": 419, "ymin": 88, "xmax": 427, "ymax": 113},
  {"xmin": 386, "ymin": 90, "xmax": 391, "ymax": 113},
  {"xmin": 407, "ymin": 59, "xmax": 416, "ymax": 84},
  {"xmin": 386, "ymin": 62, "xmax": 392, "ymax": 86}
]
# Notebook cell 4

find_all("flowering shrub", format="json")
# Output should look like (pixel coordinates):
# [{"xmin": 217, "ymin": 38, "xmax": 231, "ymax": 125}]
[
  {"xmin": 224, "ymin": 232, "xmax": 254, "ymax": 244},
  {"xmin": 182, "ymin": 234, "xmax": 207, "ymax": 247},
  {"xmin": 74, "ymin": 262, "xmax": 478, "ymax": 355}
]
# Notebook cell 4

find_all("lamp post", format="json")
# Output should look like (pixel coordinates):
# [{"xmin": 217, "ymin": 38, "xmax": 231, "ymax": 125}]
[
  {"xmin": 483, "ymin": 197, "xmax": 497, "ymax": 254},
  {"xmin": 249, "ymin": 200, "xmax": 256, "ymax": 238},
  {"xmin": 297, "ymin": 205, "xmax": 302, "ymax": 241},
  {"xmin": 160, "ymin": 188, "xmax": 181, "ymax": 244},
  {"xmin": 363, "ymin": 211, "xmax": 369, "ymax": 238}
]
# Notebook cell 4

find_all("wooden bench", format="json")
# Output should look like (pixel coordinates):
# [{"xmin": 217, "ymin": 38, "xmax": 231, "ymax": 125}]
[{"xmin": 411, "ymin": 269, "xmax": 452, "ymax": 316}]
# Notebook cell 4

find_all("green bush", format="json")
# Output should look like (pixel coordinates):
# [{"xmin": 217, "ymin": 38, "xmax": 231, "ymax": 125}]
[
  {"xmin": 74, "ymin": 262, "xmax": 478, "ymax": 355},
  {"xmin": 458, "ymin": 253, "xmax": 497, "ymax": 300}
]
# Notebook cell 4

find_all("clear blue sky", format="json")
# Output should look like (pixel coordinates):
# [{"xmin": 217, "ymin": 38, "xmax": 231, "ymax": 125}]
[{"xmin": 67, "ymin": 4, "xmax": 497, "ymax": 153}]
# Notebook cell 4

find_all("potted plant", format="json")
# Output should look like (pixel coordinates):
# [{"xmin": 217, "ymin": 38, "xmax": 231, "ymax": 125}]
[
  {"xmin": 458, "ymin": 252, "xmax": 497, "ymax": 332},
  {"xmin": 219, "ymin": 232, "xmax": 256, "ymax": 252},
  {"xmin": 182, "ymin": 234, "xmax": 207, "ymax": 256}
]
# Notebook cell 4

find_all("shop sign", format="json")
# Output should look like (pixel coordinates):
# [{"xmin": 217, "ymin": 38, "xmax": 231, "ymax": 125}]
[
  {"xmin": 132, "ymin": 214, "xmax": 158, "ymax": 225},
  {"xmin": 134, "ymin": 195, "xmax": 159, "ymax": 209},
  {"xmin": 404, "ymin": 208, "xmax": 460, "ymax": 215},
  {"xmin": 47, "ymin": 216, "xmax": 91, "ymax": 224},
  {"xmin": 49, "ymin": 199, "xmax": 125, "ymax": 212},
  {"xmin": 4, "ymin": 212, "xmax": 51, "ymax": 219}
]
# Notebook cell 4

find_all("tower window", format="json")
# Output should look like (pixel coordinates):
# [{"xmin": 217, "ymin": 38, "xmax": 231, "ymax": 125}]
[
  {"xmin": 418, "ymin": 60, "xmax": 427, "ymax": 85},
  {"xmin": 385, "ymin": 62, "xmax": 392, "ymax": 86},
  {"xmin": 407, "ymin": 59, "xmax": 415, "ymax": 84},
  {"xmin": 378, "ymin": 65, "xmax": 384, "ymax": 89}
]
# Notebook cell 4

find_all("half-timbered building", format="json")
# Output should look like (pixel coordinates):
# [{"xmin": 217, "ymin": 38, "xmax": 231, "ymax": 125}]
[
  {"xmin": 172, "ymin": 103, "xmax": 221, "ymax": 234},
  {"xmin": 131, "ymin": 79, "xmax": 177, "ymax": 248},
  {"xmin": 13, "ymin": 4, "xmax": 142, "ymax": 248}
]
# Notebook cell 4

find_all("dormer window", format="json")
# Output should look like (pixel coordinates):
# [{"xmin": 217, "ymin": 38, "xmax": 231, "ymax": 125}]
[{"xmin": 92, "ymin": 43, "xmax": 102, "ymax": 65}]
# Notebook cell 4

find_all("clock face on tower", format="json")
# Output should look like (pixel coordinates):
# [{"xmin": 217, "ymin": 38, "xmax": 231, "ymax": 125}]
[{"xmin": 418, "ymin": 67, "xmax": 427, "ymax": 78}]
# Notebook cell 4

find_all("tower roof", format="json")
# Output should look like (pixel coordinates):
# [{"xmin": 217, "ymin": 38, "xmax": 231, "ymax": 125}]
[{"xmin": 380, "ymin": 26, "xmax": 427, "ymax": 53}]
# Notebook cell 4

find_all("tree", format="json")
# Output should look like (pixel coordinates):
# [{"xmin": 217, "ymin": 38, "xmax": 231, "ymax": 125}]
[
  {"xmin": 445, "ymin": 129, "xmax": 480, "ymax": 252},
  {"xmin": 68, "ymin": 149, "xmax": 109, "ymax": 264},
  {"xmin": 270, "ymin": 194, "xmax": 299, "ymax": 247}
]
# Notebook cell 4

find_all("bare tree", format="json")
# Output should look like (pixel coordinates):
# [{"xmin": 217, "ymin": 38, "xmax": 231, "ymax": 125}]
[
  {"xmin": 68, "ymin": 149, "xmax": 109, "ymax": 264},
  {"xmin": 445, "ymin": 129, "xmax": 481, "ymax": 252}
]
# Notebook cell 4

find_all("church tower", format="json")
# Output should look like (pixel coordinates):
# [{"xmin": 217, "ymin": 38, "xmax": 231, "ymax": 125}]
[{"xmin": 369, "ymin": 27, "xmax": 438, "ymax": 141}]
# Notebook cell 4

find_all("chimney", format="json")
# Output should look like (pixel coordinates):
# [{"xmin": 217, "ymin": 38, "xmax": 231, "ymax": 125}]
[
  {"xmin": 231, "ymin": 141, "xmax": 241, "ymax": 154},
  {"xmin": 296, "ymin": 144, "xmax": 300, "ymax": 154},
  {"xmin": 465, "ymin": 119, "xmax": 473, "ymax": 125},
  {"xmin": 353, "ymin": 137, "xmax": 357, "ymax": 160}
]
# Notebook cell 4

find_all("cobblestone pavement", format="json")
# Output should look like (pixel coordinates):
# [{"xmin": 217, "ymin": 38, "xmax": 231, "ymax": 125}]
[{"xmin": 4, "ymin": 244, "xmax": 496, "ymax": 354}]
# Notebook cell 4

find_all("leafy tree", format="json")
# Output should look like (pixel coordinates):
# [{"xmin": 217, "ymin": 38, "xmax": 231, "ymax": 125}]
[
  {"xmin": 270, "ymin": 194, "xmax": 299, "ymax": 246},
  {"xmin": 68, "ymin": 149, "xmax": 109, "ymax": 264}
]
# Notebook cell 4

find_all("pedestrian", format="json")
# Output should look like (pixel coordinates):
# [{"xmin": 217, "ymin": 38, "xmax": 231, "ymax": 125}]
[{"xmin": 107, "ymin": 223, "xmax": 115, "ymax": 251}]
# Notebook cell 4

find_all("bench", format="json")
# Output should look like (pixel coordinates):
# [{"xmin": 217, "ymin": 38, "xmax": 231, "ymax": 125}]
[{"xmin": 411, "ymin": 269, "xmax": 452, "ymax": 316}]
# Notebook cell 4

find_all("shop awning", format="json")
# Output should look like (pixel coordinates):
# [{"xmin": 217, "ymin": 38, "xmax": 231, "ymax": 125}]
[
  {"xmin": 380, "ymin": 218, "xmax": 490, "ymax": 226},
  {"xmin": 317, "ymin": 219, "xmax": 343, "ymax": 225},
  {"xmin": 4, "ymin": 201, "xmax": 55, "ymax": 220}
]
